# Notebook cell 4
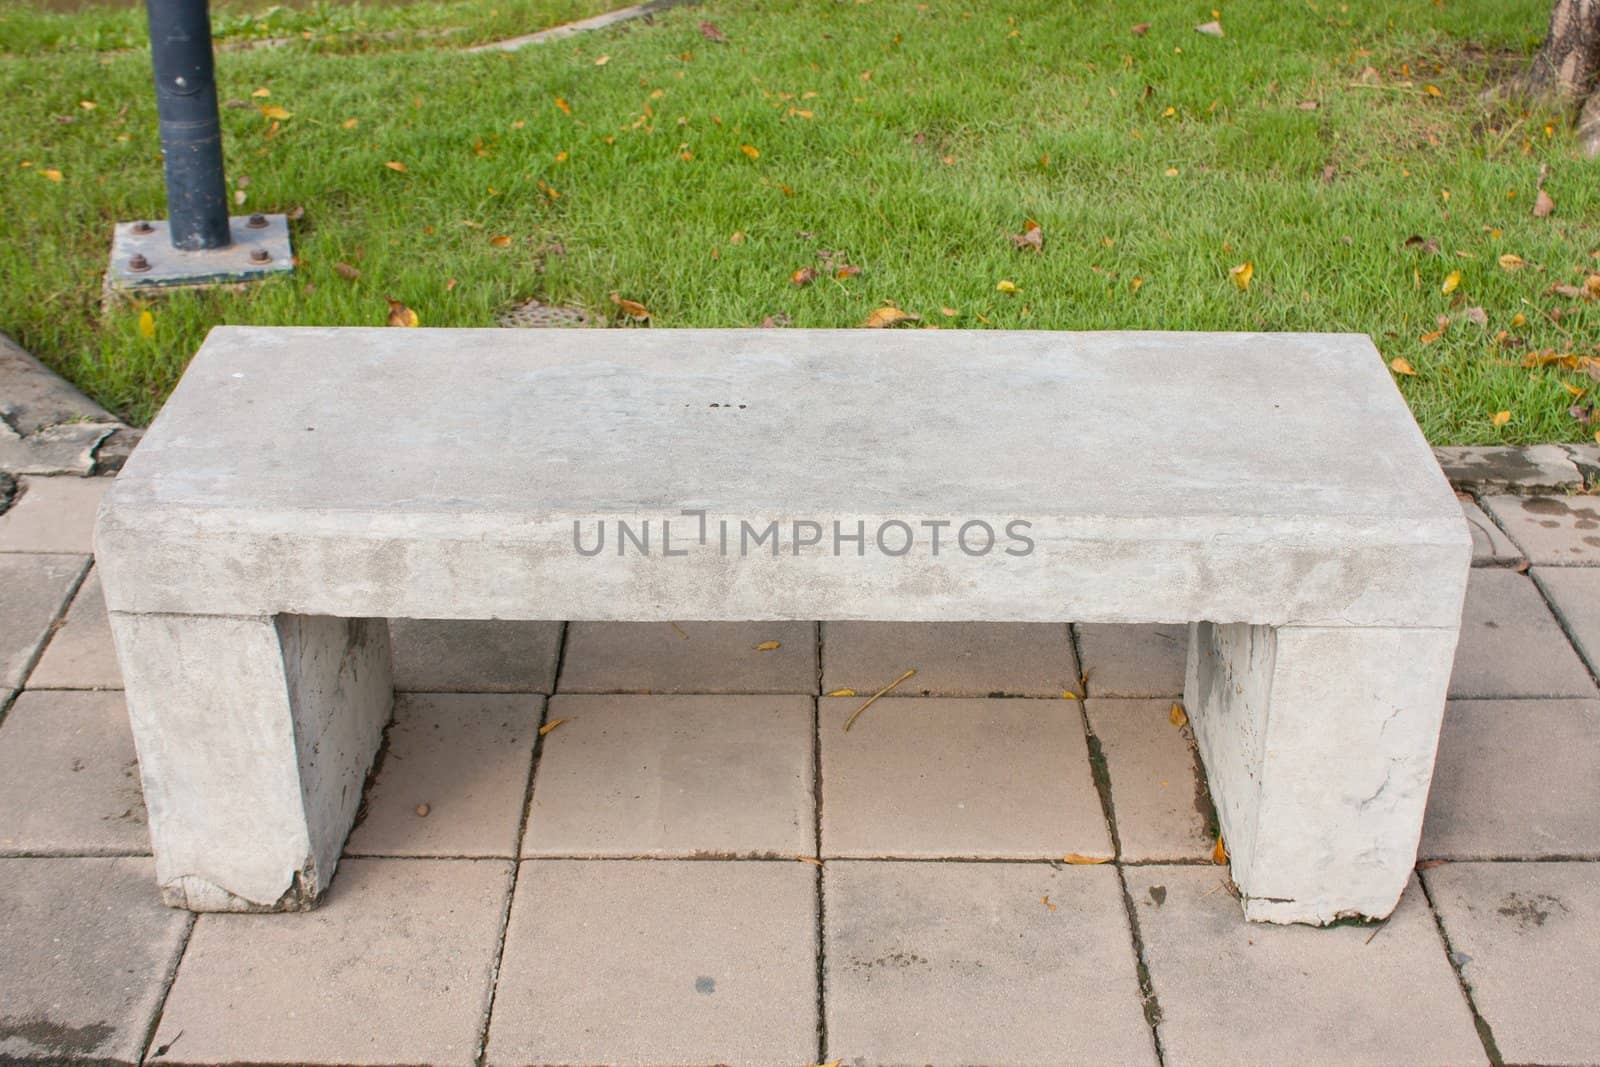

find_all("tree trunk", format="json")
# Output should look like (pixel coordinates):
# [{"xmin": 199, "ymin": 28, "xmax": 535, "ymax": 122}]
[{"xmin": 1500, "ymin": 0, "xmax": 1600, "ymax": 156}]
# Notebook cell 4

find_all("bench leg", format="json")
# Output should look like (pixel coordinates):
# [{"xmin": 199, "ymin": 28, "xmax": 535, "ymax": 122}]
[
  {"xmin": 108, "ymin": 612, "xmax": 392, "ymax": 911},
  {"xmin": 1184, "ymin": 621, "xmax": 1458, "ymax": 925}
]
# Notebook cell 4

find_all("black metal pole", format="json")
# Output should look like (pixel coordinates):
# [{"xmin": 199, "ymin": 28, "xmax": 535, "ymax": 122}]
[{"xmin": 146, "ymin": 0, "xmax": 231, "ymax": 250}]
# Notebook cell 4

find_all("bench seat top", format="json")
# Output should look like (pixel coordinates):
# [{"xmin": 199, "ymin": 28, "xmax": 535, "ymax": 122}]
[{"xmin": 96, "ymin": 327, "xmax": 1469, "ymax": 628}]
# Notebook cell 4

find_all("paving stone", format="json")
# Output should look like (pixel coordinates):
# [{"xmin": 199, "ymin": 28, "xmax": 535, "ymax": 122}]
[
  {"xmin": 0, "ymin": 856, "xmax": 189, "ymax": 1065},
  {"xmin": 0, "ymin": 553, "xmax": 85, "ymax": 689},
  {"xmin": 0, "ymin": 475, "xmax": 109, "ymax": 553},
  {"xmin": 28, "ymin": 567, "xmax": 121, "ymax": 689},
  {"xmin": 389, "ymin": 618, "xmax": 562, "ymax": 692},
  {"xmin": 1126, "ymin": 866, "xmax": 1486, "ymax": 1067},
  {"xmin": 1480, "ymin": 494, "xmax": 1600, "ymax": 565},
  {"xmin": 1532, "ymin": 566, "xmax": 1600, "ymax": 676},
  {"xmin": 345, "ymin": 693, "xmax": 541, "ymax": 858},
  {"xmin": 819, "ymin": 697, "xmax": 1111, "ymax": 859},
  {"xmin": 1075, "ymin": 623, "xmax": 1187, "ymax": 697},
  {"xmin": 558, "ymin": 621, "xmax": 817, "ymax": 693},
  {"xmin": 486, "ymin": 859, "xmax": 816, "ymax": 1067},
  {"xmin": 824, "ymin": 860, "xmax": 1155, "ymax": 1067},
  {"xmin": 1457, "ymin": 494, "xmax": 1522, "ymax": 565},
  {"xmin": 1448, "ymin": 569, "xmax": 1595, "ymax": 698},
  {"xmin": 1421, "ymin": 699, "xmax": 1600, "ymax": 860},
  {"xmin": 524, "ymin": 694, "xmax": 813, "ymax": 858},
  {"xmin": 0, "ymin": 690, "xmax": 146, "ymax": 854},
  {"xmin": 152, "ymin": 858, "xmax": 511, "ymax": 1066},
  {"xmin": 821, "ymin": 621, "xmax": 1079, "ymax": 697},
  {"xmin": 1423, "ymin": 861, "xmax": 1600, "ymax": 1067},
  {"xmin": 1565, "ymin": 443, "xmax": 1600, "ymax": 484},
  {"xmin": 1434, "ymin": 445, "xmax": 1582, "ymax": 493},
  {"xmin": 1086, "ymin": 699, "xmax": 1213, "ymax": 861}
]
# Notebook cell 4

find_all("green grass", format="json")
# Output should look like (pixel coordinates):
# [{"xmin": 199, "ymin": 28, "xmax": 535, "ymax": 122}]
[{"xmin": 4, "ymin": 0, "xmax": 1598, "ymax": 440}]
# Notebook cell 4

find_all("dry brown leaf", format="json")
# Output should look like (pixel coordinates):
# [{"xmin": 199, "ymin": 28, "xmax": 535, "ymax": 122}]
[
  {"xmin": 1403, "ymin": 234, "xmax": 1440, "ymax": 255},
  {"xmin": 835, "ymin": 264, "xmax": 863, "ymax": 280},
  {"xmin": 490, "ymin": 235, "xmax": 511, "ymax": 247},
  {"xmin": 333, "ymin": 262, "xmax": 360, "ymax": 281},
  {"xmin": 861, "ymin": 306, "xmax": 919, "ymax": 328},
  {"xmin": 1131, "ymin": 21, "xmax": 1150, "ymax": 35},
  {"xmin": 1194, "ymin": 19, "xmax": 1223, "ymax": 36},
  {"xmin": 1063, "ymin": 852, "xmax": 1112, "ymax": 865},
  {"xmin": 795, "ymin": 856, "xmax": 824, "ymax": 867},
  {"xmin": 594, "ymin": 54, "xmax": 610, "ymax": 65},
  {"xmin": 1390, "ymin": 357, "xmax": 1417, "ymax": 376},
  {"xmin": 610, "ymin": 292, "xmax": 651, "ymax": 320},
  {"xmin": 698, "ymin": 20, "xmax": 728, "ymax": 42},
  {"xmin": 539, "ymin": 717, "xmax": 571, "ymax": 736},
  {"xmin": 1498, "ymin": 254, "xmax": 1526, "ymax": 271},
  {"xmin": 790, "ymin": 267, "xmax": 818, "ymax": 287},
  {"xmin": 754, "ymin": 640, "xmax": 781, "ymax": 651},
  {"xmin": 1464, "ymin": 306, "xmax": 1488, "ymax": 326},
  {"xmin": 1533, "ymin": 189, "xmax": 1555, "ymax": 218},
  {"xmin": 385, "ymin": 297, "xmax": 419, "ymax": 327},
  {"xmin": 1169, "ymin": 702, "xmax": 1188, "ymax": 727},
  {"xmin": 384, "ymin": 160, "xmax": 407, "ymax": 173},
  {"xmin": 1420, "ymin": 329, "xmax": 1443, "ymax": 343}
]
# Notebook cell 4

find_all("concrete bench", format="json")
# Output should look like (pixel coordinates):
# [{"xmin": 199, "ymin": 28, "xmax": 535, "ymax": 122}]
[{"xmin": 95, "ymin": 326, "xmax": 1469, "ymax": 924}]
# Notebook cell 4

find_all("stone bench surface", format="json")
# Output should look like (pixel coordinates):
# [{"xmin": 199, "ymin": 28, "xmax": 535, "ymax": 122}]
[{"xmin": 97, "ymin": 327, "xmax": 1466, "ymax": 628}]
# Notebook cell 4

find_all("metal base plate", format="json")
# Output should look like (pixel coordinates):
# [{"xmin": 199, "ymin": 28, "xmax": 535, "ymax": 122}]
[{"xmin": 108, "ymin": 215, "xmax": 294, "ymax": 290}]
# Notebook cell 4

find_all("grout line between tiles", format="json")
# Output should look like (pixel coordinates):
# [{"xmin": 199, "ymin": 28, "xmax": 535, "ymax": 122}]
[{"xmin": 1418, "ymin": 868, "xmax": 1506, "ymax": 1067}]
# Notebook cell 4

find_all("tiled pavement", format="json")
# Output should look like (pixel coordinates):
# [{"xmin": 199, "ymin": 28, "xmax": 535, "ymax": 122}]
[{"xmin": 0, "ymin": 475, "xmax": 1597, "ymax": 1067}]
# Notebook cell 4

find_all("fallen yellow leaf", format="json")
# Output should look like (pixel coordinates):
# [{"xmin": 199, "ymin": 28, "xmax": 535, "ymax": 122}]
[
  {"xmin": 1420, "ymin": 330, "xmax": 1443, "ymax": 344},
  {"xmin": 826, "ymin": 688, "xmax": 857, "ymax": 698},
  {"xmin": 860, "ymin": 306, "xmax": 918, "ymax": 328},
  {"xmin": 1213, "ymin": 834, "xmax": 1228, "ymax": 865},
  {"xmin": 1061, "ymin": 690, "xmax": 1080, "ymax": 700},
  {"xmin": 259, "ymin": 104, "xmax": 291, "ymax": 121},
  {"xmin": 137, "ymin": 310, "xmax": 155, "ymax": 339},
  {"xmin": 1498, "ymin": 254, "xmax": 1526, "ymax": 271},
  {"xmin": 1423, "ymin": 84, "xmax": 1442, "ymax": 97},
  {"xmin": 1129, "ymin": 276, "xmax": 1145, "ymax": 293},
  {"xmin": 1441, "ymin": 270, "xmax": 1461, "ymax": 294},
  {"xmin": 754, "ymin": 640, "xmax": 781, "ymax": 651},
  {"xmin": 490, "ymin": 235, "xmax": 511, "ymax": 247},
  {"xmin": 1390, "ymin": 357, "xmax": 1417, "ymax": 376},
  {"xmin": 940, "ymin": 306, "xmax": 959, "ymax": 317},
  {"xmin": 41, "ymin": 168, "xmax": 63, "ymax": 182},
  {"xmin": 790, "ymin": 267, "xmax": 818, "ymax": 287},
  {"xmin": 385, "ymin": 298, "xmax": 419, "ymax": 327},
  {"xmin": 1564, "ymin": 382, "xmax": 1586, "ymax": 398},
  {"xmin": 384, "ymin": 160, "xmax": 407, "ymax": 173},
  {"xmin": 539, "ymin": 717, "xmax": 571, "ymax": 736},
  {"xmin": 594, "ymin": 54, "xmax": 610, "ymax": 65},
  {"xmin": 996, "ymin": 279, "xmax": 1019, "ymax": 293},
  {"xmin": 1491, "ymin": 410, "xmax": 1512, "ymax": 427},
  {"xmin": 1169, "ymin": 702, "xmax": 1188, "ymax": 727},
  {"xmin": 1229, "ymin": 262, "xmax": 1253, "ymax": 291},
  {"xmin": 1511, "ymin": 312, "xmax": 1527, "ymax": 327},
  {"xmin": 740, "ymin": 143, "xmax": 760, "ymax": 160},
  {"xmin": 251, "ymin": 87, "xmax": 270, "ymax": 97},
  {"xmin": 342, "ymin": 117, "xmax": 359, "ymax": 130},
  {"xmin": 554, "ymin": 97, "xmax": 572, "ymax": 114},
  {"xmin": 79, "ymin": 100, "xmax": 96, "ymax": 110},
  {"xmin": 1063, "ymin": 852, "xmax": 1112, "ymax": 865}
]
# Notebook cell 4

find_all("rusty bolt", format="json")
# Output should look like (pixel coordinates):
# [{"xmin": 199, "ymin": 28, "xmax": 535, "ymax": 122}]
[
  {"xmin": 131, "ymin": 221, "xmax": 154, "ymax": 235},
  {"xmin": 127, "ymin": 253, "xmax": 151, "ymax": 272},
  {"xmin": 249, "ymin": 248, "xmax": 271, "ymax": 264},
  {"xmin": 246, "ymin": 213, "xmax": 269, "ymax": 229}
]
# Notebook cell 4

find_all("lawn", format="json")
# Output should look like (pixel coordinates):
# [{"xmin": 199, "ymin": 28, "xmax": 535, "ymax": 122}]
[{"xmin": 3, "ymin": 0, "xmax": 1598, "ymax": 441}]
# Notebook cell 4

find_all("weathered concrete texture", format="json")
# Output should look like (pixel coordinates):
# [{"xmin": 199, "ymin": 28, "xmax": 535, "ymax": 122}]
[
  {"xmin": 389, "ymin": 618, "xmax": 561, "ymax": 692},
  {"xmin": 524, "ymin": 694, "xmax": 814, "ymax": 858},
  {"xmin": 825, "ymin": 861, "xmax": 1156, "ymax": 1067},
  {"xmin": 558, "ymin": 621, "xmax": 817, "ymax": 693},
  {"xmin": 1434, "ymin": 445, "xmax": 1584, "ymax": 493},
  {"xmin": 0, "ymin": 856, "xmax": 190, "ymax": 1065},
  {"xmin": 344, "ymin": 693, "xmax": 541, "ymax": 858},
  {"xmin": 820, "ymin": 621, "xmax": 1079, "ymax": 697},
  {"xmin": 1128, "ymin": 866, "xmax": 1486, "ymax": 1067},
  {"xmin": 0, "ymin": 691, "xmax": 147, "ymax": 854},
  {"xmin": 0, "ymin": 553, "xmax": 86, "ymax": 689},
  {"xmin": 1076, "ymin": 623, "xmax": 1187, "ymax": 697},
  {"xmin": 110, "ymin": 612, "xmax": 392, "ymax": 910},
  {"xmin": 1449, "ymin": 569, "xmax": 1596, "ymax": 698},
  {"xmin": 96, "ymin": 329, "xmax": 1468, "ymax": 630},
  {"xmin": 467, "ymin": 0, "xmax": 694, "ymax": 52},
  {"xmin": 818, "ymin": 697, "xmax": 1111, "ymax": 860},
  {"xmin": 1565, "ymin": 443, "xmax": 1600, "ymax": 484},
  {"xmin": 28, "ymin": 567, "xmax": 122, "ymax": 689},
  {"xmin": 151, "ymin": 858, "xmax": 510, "ymax": 1066},
  {"xmin": 1424, "ymin": 861, "xmax": 1600, "ymax": 1067},
  {"xmin": 1421, "ymin": 700, "xmax": 1600, "ymax": 860},
  {"xmin": 0, "ymin": 476, "xmax": 108, "ymax": 552},
  {"xmin": 0, "ymin": 421, "xmax": 112, "ymax": 477},
  {"xmin": 486, "ymin": 859, "xmax": 817, "ymax": 1067},
  {"xmin": 1533, "ymin": 565, "xmax": 1600, "ymax": 675},
  {"xmin": 1480, "ymin": 493, "xmax": 1600, "ymax": 565},
  {"xmin": 1457, "ymin": 494, "xmax": 1522, "ymax": 565},
  {"xmin": 1086, "ymin": 699, "xmax": 1213, "ymax": 861},
  {"xmin": 0, "ymin": 332, "xmax": 130, "ymax": 476},
  {"xmin": 1186, "ymin": 622, "xmax": 1459, "ymax": 923}
]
